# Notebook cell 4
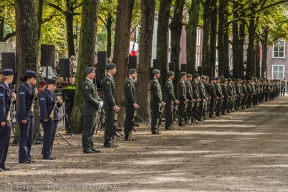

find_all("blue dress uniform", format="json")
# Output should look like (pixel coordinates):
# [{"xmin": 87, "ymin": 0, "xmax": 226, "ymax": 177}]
[
  {"xmin": 16, "ymin": 70, "xmax": 37, "ymax": 163},
  {"xmin": 39, "ymin": 79, "xmax": 62, "ymax": 159},
  {"xmin": 0, "ymin": 69, "xmax": 15, "ymax": 171}
]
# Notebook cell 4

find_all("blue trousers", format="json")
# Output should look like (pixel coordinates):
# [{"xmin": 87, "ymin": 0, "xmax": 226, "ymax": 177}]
[
  {"xmin": 0, "ymin": 122, "xmax": 11, "ymax": 167},
  {"xmin": 18, "ymin": 117, "xmax": 34, "ymax": 162},
  {"xmin": 41, "ymin": 120, "xmax": 57, "ymax": 157}
]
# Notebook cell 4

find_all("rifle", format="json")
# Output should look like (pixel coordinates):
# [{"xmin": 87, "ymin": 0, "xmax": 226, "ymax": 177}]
[
  {"xmin": 173, "ymin": 104, "xmax": 178, "ymax": 122},
  {"xmin": 131, "ymin": 110, "xmax": 138, "ymax": 132},
  {"xmin": 155, "ymin": 106, "xmax": 164, "ymax": 134},
  {"xmin": 49, "ymin": 90, "xmax": 62, "ymax": 120},
  {"xmin": 6, "ymin": 96, "xmax": 14, "ymax": 122},
  {"xmin": 30, "ymin": 89, "xmax": 37, "ymax": 113}
]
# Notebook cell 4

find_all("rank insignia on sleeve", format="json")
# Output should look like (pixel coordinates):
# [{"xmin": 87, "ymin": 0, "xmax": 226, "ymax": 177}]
[
  {"xmin": 107, "ymin": 81, "xmax": 110, "ymax": 84},
  {"xmin": 85, "ymin": 86, "xmax": 89, "ymax": 89},
  {"xmin": 128, "ymin": 83, "xmax": 130, "ymax": 87}
]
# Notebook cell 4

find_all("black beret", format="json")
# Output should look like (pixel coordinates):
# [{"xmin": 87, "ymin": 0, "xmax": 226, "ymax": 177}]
[
  {"xmin": 193, "ymin": 73, "xmax": 199, "ymax": 78},
  {"xmin": 152, "ymin": 69, "xmax": 160, "ymax": 74},
  {"xmin": 24, "ymin": 70, "xmax": 37, "ymax": 78},
  {"xmin": 46, "ymin": 78, "xmax": 57, "ymax": 84},
  {"xmin": 85, "ymin": 67, "xmax": 94, "ymax": 74},
  {"xmin": 167, "ymin": 71, "xmax": 174, "ymax": 76},
  {"xmin": 1, "ymin": 69, "xmax": 14, "ymax": 76},
  {"xmin": 180, "ymin": 72, "xmax": 186, "ymax": 76},
  {"xmin": 128, "ymin": 69, "xmax": 137, "ymax": 74},
  {"xmin": 106, "ymin": 63, "xmax": 116, "ymax": 70},
  {"xmin": 215, "ymin": 77, "xmax": 219, "ymax": 80}
]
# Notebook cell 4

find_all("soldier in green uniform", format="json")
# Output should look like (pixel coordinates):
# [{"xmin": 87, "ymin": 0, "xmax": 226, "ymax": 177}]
[
  {"xmin": 164, "ymin": 71, "xmax": 179, "ymax": 130},
  {"xmin": 227, "ymin": 78, "xmax": 234, "ymax": 112},
  {"xmin": 103, "ymin": 64, "xmax": 120, "ymax": 147},
  {"xmin": 178, "ymin": 72, "xmax": 189, "ymax": 126},
  {"xmin": 198, "ymin": 76, "xmax": 208, "ymax": 120},
  {"xmin": 124, "ymin": 69, "xmax": 139, "ymax": 141},
  {"xmin": 215, "ymin": 77, "xmax": 223, "ymax": 116},
  {"xmin": 242, "ymin": 80, "xmax": 248, "ymax": 110},
  {"xmin": 246, "ymin": 80, "xmax": 253, "ymax": 108},
  {"xmin": 209, "ymin": 77, "xmax": 217, "ymax": 118},
  {"xmin": 81, "ymin": 67, "xmax": 102, "ymax": 153},
  {"xmin": 192, "ymin": 73, "xmax": 201, "ymax": 121},
  {"xmin": 221, "ymin": 78, "xmax": 229, "ymax": 113},
  {"xmin": 185, "ymin": 74, "xmax": 194, "ymax": 124},
  {"xmin": 150, "ymin": 69, "xmax": 165, "ymax": 134}
]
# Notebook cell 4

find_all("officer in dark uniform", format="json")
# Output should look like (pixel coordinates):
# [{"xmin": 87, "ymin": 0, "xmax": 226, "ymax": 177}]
[
  {"xmin": 0, "ymin": 69, "xmax": 16, "ymax": 171},
  {"xmin": 81, "ymin": 67, "xmax": 102, "ymax": 152},
  {"xmin": 185, "ymin": 74, "xmax": 194, "ymax": 124},
  {"xmin": 209, "ymin": 77, "xmax": 217, "ymax": 118},
  {"xmin": 192, "ymin": 73, "xmax": 200, "ymax": 121},
  {"xmin": 150, "ymin": 69, "xmax": 165, "ymax": 134},
  {"xmin": 39, "ymin": 79, "xmax": 63, "ymax": 159},
  {"xmin": 16, "ymin": 70, "xmax": 38, "ymax": 164},
  {"xmin": 124, "ymin": 69, "xmax": 139, "ymax": 140},
  {"xmin": 103, "ymin": 64, "xmax": 120, "ymax": 147},
  {"xmin": 178, "ymin": 72, "xmax": 188, "ymax": 126},
  {"xmin": 164, "ymin": 71, "xmax": 179, "ymax": 130},
  {"xmin": 64, "ymin": 73, "xmax": 75, "ymax": 134}
]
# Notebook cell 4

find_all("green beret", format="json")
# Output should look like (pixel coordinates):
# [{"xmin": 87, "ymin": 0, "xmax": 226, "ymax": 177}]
[
  {"xmin": 106, "ymin": 63, "xmax": 116, "ymax": 70},
  {"xmin": 243, "ymin": 80, "xmax": 246, "ymax": 82},
  {"xmin": 128, "ymin": 69, "xmax": 136, "ymax": 74},
  {"xmin": 85, "ymin": 67, "xmax": 95, "ymax": 74},
  {"xmin": 193, "ymin": 73, "xmax": 199, "ymax": 78},
  {"xmin": 228, "ymin": 78, "xmax": 232, "ymax": 81},
  {"xmin": 201, "ymin": 75, "xmax": 206, "ymax": 79},
  {"xmin": 232, "ymin": 78, "xmax": 236, "ymax": 81},
  {"xmin": 187, "ymin": 74, "xmax": 192, "ymax": 77},
  {"xmin": 180, "ymin": 72, "xmax": 186, "ymax": 76},
  {"xmin": 152, "ymin": 69, "xmax": 160, "ymax": 74},
  {"xmin": 167, "ymin": 71, "xmax": 174, "ymax": 76}
]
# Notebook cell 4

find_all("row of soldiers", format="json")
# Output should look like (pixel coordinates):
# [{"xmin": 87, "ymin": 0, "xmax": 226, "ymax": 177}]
[{"xmin": 150, "ymin": 69, "xmax": 285, "ymax": 133}]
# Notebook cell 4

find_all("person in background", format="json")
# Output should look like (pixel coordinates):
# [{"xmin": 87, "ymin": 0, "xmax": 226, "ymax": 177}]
[{"xmin": 70, "ymin": 55, "xmax": 77, "ymax": 74}]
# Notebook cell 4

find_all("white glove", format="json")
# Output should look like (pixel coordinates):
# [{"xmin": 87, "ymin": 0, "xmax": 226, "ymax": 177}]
[{"xmin": 98, "ymin": 101, "xmax": 103, "ymax": 109}]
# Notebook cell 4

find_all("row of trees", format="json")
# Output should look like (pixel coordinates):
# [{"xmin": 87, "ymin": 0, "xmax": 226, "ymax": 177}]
[{"xmin": 1, "ymin": 0, "xmax": 288, "ymax": 133}]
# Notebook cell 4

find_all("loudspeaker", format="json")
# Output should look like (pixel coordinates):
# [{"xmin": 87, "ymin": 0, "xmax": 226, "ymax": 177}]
[
  {"xmin": 96, "ymin": 69, "xmax": 105, "ymax": 81},
  {"xmin": 128, "ymin": 56, "xmax": 137, "ymax": 69},
  {"xmin": 97, "ymin": 51, "xmax": 107, "ymax": 70},
  {"xmin": 153, "ymin": 59, "xmax": 160, "ymax": 70},
  {"xmin": 2, "ymin": 52, "xmax": 15, "ymax": 70},
  {"xmin": 181, "ymin": 64, "xmax": 187, "ymax": 72},
  {"xmin": 207, "ymin": 67, "xmax": 214, "ymax": 78},
  {"xmin": 197, "ymin": 66, "xmax": 203, "ymax": 76},
  {"xmin": 239, "ymin": 70, "xmax": 244, "ymax": 79},
  {"xmin": 59, "ymin": 58, "xmax": 70, "ymax": 78},
  {"xmin": 246, "ymin": 72, "xmax": 251, "ymax": 80},
  {"xmin": 41, "ymin": 44, "xmax": 55, "ymax": 67},
  {"xmin": 169, "ymin": 62, "xmax": 175, "ymax": 72}
]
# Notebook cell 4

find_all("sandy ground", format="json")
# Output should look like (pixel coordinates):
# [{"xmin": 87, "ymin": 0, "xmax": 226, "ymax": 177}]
[{"xmin": 1, "ymin": 96, "xmax": 288, "ymax": 192}]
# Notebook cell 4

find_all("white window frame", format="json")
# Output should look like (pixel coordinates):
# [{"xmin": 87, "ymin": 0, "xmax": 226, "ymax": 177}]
[
  {"xmin": 272, "ymin": 41, "xmax": 285, "ymax": 58},
  {"xmin": 272, "ymin": 64, "xmax": 285, "ymax": 79}
]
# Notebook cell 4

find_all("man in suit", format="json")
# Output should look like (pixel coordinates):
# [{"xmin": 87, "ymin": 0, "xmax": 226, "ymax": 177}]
[
  {"xmin": 39, "ymin": 79, "xmax": 63, "ymax": 160},
  {"xmin": 164, "ymin": 71, "xmax": 179, "ymax": 130},
  {"xmin": 150, "ymin": 69, "xmax": 165, "ymax": 134},
  {"xmin": 124, "ymin": 69, "xmax": 139, "ymax": 140},
  {"xmin": 103, "ymin": 64, "xmax": 120, "ymax": 147},
  {"xmin": 81, "ymin": 67, "xmax": 102, "ymax": 152}
]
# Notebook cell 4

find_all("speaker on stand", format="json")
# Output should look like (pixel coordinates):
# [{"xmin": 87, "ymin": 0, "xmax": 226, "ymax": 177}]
[{"xmin": 2, "ymin": 52, "xmax": 15, "ymax": 71}]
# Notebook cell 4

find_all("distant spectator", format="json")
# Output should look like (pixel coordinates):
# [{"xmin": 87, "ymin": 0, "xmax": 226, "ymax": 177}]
[{"xmin": 70, "ymin": 55, "xmax": 77, "ymax": 74}]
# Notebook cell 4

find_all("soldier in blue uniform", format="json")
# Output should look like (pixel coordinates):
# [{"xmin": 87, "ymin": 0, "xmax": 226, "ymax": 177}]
[
  {"xmin": 16, "ymin": 70, "xmax": 38, "ymax": 164},
  {"xmin": 0, "ymin": 69, "xmax": 16, "ymax": 171},
  {"xmin": 39, "ymin": 79, "xmax": 63, "ymax": 160}
]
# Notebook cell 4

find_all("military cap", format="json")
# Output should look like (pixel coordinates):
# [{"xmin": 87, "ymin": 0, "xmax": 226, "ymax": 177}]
[
  {"xmin": 215, "ymin": 77, "xmax": 219, "ymax": 80},
  {"xmin": 223, "ymin": 78, "xmax": 227, "ymax": 82},
  {"xmin": 85, "ymin": 67, "xmax": 95, "ymax": 74},
  {"xmin": 180, "ymin": 72, "xmax": 187, "ymax": 76},
  {"xmin": 211, "ymin": 77, "xmax": 216, "ymax": 80},
  {"xmin": 193, "ymin": 73, "xmax": 199, "ymax": 78},
  {"xmin": 106, "ymin": 63, "xmax": 116, "ymax": 70},
  {"xmin": 24, "ymin": 70, "xmax": 37, "ymax": 77},
  {"xmin": 228, "ymin": 78, "xmax": 232, "ymax": 81},
  {"xmin": 46, "ymin": 78, "xmax": 57, "ymax": 84},
  {"xmin": 128, "ymin": 68, "xmax": 137, "ymax": 74},
  {"xmin": 232, "ymin": 78, "xmax": 236, "ymax": 81},
  {"xmin": 201, "ymin": 75, "xmax": 206, "ymax": 79},
  {"xmin": 243, "ymin": 80, "xmax": 246, "ymax": 82},
  {"xmin": 187, "ymin": 73, "xmax": 192, "ymax": 77},
  {"xmin": 152, "ymin": 69, "xmax": 160, "ymax": 74},
  {"xmin": 1, "ymin": 69, "xmax": 14, "ymax": 76},
  {"xmin": 167, "ymin": 71, "xmax": 174, "ymax": 76},
  {"xmin": 251, "ymin": 76, "xmax": 254, "ymax": 79}
]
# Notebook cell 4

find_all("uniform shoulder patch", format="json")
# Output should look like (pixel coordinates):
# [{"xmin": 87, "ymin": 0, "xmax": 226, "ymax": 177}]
[
  {"xmin": 20, "ymin": 92, "xmax": 25, "ymax": 95},
  {"xmin": 85, "ymin": 85, "xmax": 89, "ymax": 90},
  {"xmin": 128, "ymin": 83, "xmax": 131, "ymax": 87},
  {"xmin": 154, "ymin": 83, "xmax": 157, "ymax": 86},
  {"xmin": 40, "ymin": 98, "xmax": 45, "ymax": 101},
  {"xmin": 107, "ymin": 81, "xmax": 110, "ymax": 84}
]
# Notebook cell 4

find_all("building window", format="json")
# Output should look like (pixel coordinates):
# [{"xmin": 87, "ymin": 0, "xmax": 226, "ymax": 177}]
[
  {"xmin": 273, "ymin": 41, "xmax": 285, "ymax": 58},
  {"xmin": 272, "ymin": 65, "xmax": 284, "ymax": 79}
]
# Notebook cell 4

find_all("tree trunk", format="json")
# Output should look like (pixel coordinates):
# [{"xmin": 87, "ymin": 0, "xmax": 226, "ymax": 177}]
[
  {"xmin": 106, "ymin": 14, "xmax": 113, "ymax": 58},
  {"xmin": 261, "ymin": 28, "xmax": 268, "ymax": 78},
  {"xmin": 232, "ymin": 1, "xmax": 239, "ymax": 78},
  {"xmin": 66, "ymin": 12, "xmax": 75, "ymax": 57},
  {"xmin": 238, "ymin": 18, "xmax": 245, "ymax": 78},
  {"xmin": 247, "ymin": 16, "xmax": 256, "ymax": 77},
  {"xmin": 186, "ymin": 0, "xmax": 200, "ymax": 75},
  {"xmin": 71, "ymin": 0, "xmax": 100, "ymax": 133},
  {"xmin": 137, "ymin": 0, "xmax": 155, "ymax": 119},
  {"xmin": 218, "ymin": 0, "xmax": 227, "ymax": 77},
  {"xmin": 170, "ymin": 0, "xmax": 185, "ymax": 96},
  {"xmin": 37, "ymin": 0, "xmax": 44, "ymax": 39},
  {"xmin": 113, "ymin": 0, "xmax": 135, "ymax": 125},
  {"xmin": 14, "ymin": 0, "xmax": 38, "ymax": 142},
  {"xmin": 0, "ymin": 16, "xmax": 4, "ymax": 41},
  {"xmin": 201, "ymin": 0, "xmax": 212, "ymax": 73},
  {"xmin": 255, "ymin": 36, "xmax": 260, "ymax": 78},
  {"xmin": 209, "ymin": 0, "xmax": 217, "ymax": 75},
  {"xmin": 157, "ymin": 0, "xmax": 172, "ymax": 87}
]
